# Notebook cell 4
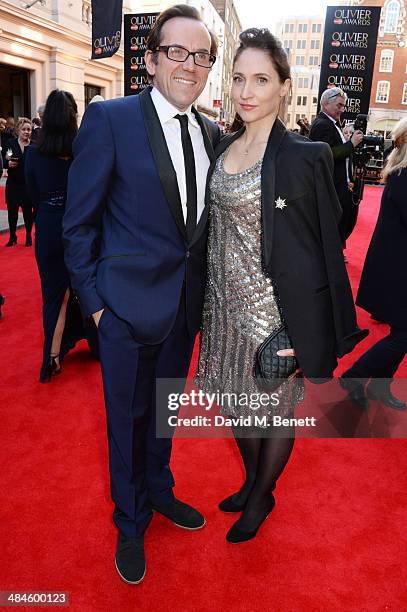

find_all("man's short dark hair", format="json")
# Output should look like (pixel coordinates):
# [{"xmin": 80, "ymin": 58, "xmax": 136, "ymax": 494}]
[{"xmin": 146, "ymin": 4, "xmax": 218, "ymax": 57}]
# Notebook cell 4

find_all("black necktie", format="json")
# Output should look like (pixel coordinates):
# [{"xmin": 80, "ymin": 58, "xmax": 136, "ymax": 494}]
[{"xmin": 175, "ymin": 114, "xmax": 197, "ymax": 241}]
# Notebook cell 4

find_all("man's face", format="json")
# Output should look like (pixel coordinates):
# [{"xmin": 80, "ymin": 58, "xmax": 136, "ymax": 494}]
[
  {"xmin": 324, "ymin": 95, "xmax": 346, "ymax": 121},
  {"xmin": 145, "ymin": 17, "xmax": 212, "ymax": 111},
  {"xmin": 0, "ymin": 119, "xmax": 5, "ymax": 132}
]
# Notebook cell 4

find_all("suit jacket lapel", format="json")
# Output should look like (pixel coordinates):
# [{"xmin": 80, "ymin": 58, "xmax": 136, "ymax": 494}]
[
  {"xmin": 261, "ymin": 118, "xmax": 287, "ymax": 272},
  {"xmin": 192, "ymin": 107, "xmax": 215, "ymax": 163},
  {"xmin": 189, "ymin": 108, "xmax": 218, "ymax": 245},
  {"xmin": 320, "ymin": 111, "xmax": 342, "ymax": 145},
  {"xmin": 139, "ymin": 88, "xmax": 187, "ymax": 241}
]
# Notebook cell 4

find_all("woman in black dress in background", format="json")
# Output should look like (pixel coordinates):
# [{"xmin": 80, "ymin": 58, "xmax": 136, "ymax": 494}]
[
  {"xmin": 4, "ymin": 117, "xmax": 33, "ymax": 246},
  {"xmin": 25, "ymin": 90, "xmax": 98, "ymax": 382}
]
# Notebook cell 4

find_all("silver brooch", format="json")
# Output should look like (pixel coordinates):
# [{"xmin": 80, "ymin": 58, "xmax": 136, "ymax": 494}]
[{"xmin": 275, "ymin": 197, "xmax": 287, "ymax": 210}]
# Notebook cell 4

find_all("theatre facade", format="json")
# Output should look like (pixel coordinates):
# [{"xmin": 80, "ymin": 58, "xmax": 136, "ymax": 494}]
[{"xmin": 0, "ymin": 0, "xmax": 131, "ymax": 120}]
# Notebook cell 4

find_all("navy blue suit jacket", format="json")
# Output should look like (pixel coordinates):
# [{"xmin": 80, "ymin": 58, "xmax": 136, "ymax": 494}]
[{"xmin": 63, "ymin": 88, "xmax": 220, "ymax": 345}]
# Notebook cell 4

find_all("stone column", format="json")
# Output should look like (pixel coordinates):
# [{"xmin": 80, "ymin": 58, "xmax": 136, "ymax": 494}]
[{"xmin": 49, "ymin": 47, "xmax": 86, "ymax": 115}]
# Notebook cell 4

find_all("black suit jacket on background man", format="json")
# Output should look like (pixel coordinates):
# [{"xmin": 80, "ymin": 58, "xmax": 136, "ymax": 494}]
[
  {"xmin": 309, "ymin": 112, "xmax": 358, "ymax": 242},
  {"xmin": 309, "ymin": 111, "xmax": 353, "ymax": 204},
  {"xmin": 213, "ymin": 120, "xmax": 367, "ymax": 379}
]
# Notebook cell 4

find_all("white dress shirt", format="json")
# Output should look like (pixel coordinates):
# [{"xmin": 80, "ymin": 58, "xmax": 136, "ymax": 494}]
[
  {"xmin": 150, "ymin": 87, "xmax": 210, "ymax": 224},
  {"xmin": 323, "ymin": 111, "xmax": 352, "ymax": 183}
]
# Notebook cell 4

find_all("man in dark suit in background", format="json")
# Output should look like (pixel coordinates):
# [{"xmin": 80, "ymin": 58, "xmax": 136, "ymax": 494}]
[
  {"xmin": 309, "ymin": 87, "xmax": 363, "ymax": 251},
  {"xmin": 63, "ymin": 4, "xmax": 220, "ymax": 585}
]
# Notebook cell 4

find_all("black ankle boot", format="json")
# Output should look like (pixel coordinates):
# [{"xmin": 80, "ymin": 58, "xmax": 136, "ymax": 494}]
[
  {"xmin": 6, "ymin": 235, "xmax": 17, "ymax": 247},
  {"xmin": 366, "ymin": 381, "xmax": 406, "ymax": 411},
  {"xmin": 339, "ymin": 376, "xmax": 369, "ymax": 409}
]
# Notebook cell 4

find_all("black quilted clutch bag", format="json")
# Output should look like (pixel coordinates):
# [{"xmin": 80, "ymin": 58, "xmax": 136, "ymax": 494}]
[{"xmin": 255, "ymin": 325, "xmax": 298, "ymax": 391}]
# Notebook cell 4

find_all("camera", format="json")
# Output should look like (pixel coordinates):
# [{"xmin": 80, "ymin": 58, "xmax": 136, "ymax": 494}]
[
  {"xmin": 351, "ymin": 114, "xmax": 386, "ymax": 201},
  {"xmin": 353, "ymin": 114, "xmax": 384, "ymax": 156}
]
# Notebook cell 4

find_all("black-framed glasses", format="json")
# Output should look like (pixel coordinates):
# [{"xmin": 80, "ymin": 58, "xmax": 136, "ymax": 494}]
[{"xmin": 155, "ymin": 45, "xmax": 216, "ymax": 68}]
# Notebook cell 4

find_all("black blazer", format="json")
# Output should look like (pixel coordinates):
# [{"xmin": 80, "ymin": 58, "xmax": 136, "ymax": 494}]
[
  {"xmin": 211, "ymin": 119, "xmax": 367, "ymax": 379},
  {"xmin": 356, "ymin": 168, "xmax": 407, "ymax": 328},
  {"xmin": 309, "ymin": 111, "xmax": 353, "ymax": 205}
]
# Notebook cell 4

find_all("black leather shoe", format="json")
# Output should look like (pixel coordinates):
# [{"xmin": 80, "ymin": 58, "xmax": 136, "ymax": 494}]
[
  {"xmin": 152, "ymin": 498, "xmax": 205, "ymax": 530},
  {"xmin": 219, "ymin": 493, "xmax": 246, "ymax": 513},
  {"xmin": 226, "ymin": 496, "xmax": 275, "ymax": 544},
  {"xmin": 115, "ymin": 533, "xmax": 145, "ymax": 584},
  {"xmin": 366, "ymin": 385, "xmax": 406, "ymax": 411},
  {"xmin": 339, "ymin": 377, "xmax": 369, "ymax": 409}
]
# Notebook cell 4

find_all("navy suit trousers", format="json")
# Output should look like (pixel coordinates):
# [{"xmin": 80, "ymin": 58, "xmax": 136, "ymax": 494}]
[
  {"xmin": 97, "ymin": 287, "xmax": 196, "ymax": 537},
  {"xmin": 344, "ymin": 326, "xmax": 407, "ymax": 381}
]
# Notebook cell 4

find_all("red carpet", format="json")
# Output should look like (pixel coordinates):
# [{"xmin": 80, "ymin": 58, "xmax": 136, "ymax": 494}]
[{"xmin": 0, "ymin": 186, "xmax": 406, "ymax": 611}]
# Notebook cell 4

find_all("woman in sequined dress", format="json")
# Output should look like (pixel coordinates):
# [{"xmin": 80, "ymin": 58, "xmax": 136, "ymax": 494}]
[{"xmin": 195, "ymin": 29, "xmax": 367, "ymax": 543}]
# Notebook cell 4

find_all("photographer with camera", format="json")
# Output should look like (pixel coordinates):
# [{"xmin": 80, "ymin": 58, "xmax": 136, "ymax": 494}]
[
  {"xmin": 297, "ymin": 116, "xmax": 310, "ymax": 137},
  {"xmin": 309, "ymin": 88, "xmax": 363, "ymax": 253}
]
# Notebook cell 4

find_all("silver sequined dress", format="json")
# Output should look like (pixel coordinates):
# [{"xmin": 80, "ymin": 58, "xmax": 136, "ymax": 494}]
[{"xmin": 195, "ymin": 150, "xmax": 300, "ymax": 422}]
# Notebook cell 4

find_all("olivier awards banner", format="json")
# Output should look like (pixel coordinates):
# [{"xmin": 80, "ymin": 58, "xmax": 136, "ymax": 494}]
[
  {"xmin": 124, "ymin": 13, "xmax": 159, "ymax": 96},
  {"xmin": 91, "ymin": 0, "xmax": 123, "ymax": 59},
  {"xmin": 318, "ymin": 6, "xmax": 381, "ymax": 122}
]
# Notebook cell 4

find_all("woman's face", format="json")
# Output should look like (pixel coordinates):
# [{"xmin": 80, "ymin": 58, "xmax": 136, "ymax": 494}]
[
  {"xmin": 18, "ymin": 122, "xmax": 32, "ymax": 141},
  {"xmin": 232, "ymin": 48, "xmax": 290, "ymax": 125}
]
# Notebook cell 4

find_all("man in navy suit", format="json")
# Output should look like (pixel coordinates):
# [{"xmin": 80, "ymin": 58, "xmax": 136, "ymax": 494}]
[{"xmin": 63, "ymin": 4, "xmax": 220, "ymax": 584}]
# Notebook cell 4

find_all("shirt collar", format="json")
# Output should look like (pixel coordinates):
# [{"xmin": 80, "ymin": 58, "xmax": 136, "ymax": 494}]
[
  {"xmin": 151, "ymin": 87, "xmax": 199, "ymax": 129},
  {"xmin": 322, "ymin": 111, "xmax": 338, "ymax": 125}
]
